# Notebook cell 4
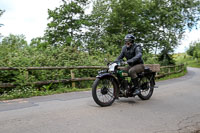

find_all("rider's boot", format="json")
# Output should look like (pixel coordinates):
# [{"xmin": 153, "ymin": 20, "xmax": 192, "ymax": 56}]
[{"xmin": 132, "ymin": 77, "xmax": 141, "ymax": 95}]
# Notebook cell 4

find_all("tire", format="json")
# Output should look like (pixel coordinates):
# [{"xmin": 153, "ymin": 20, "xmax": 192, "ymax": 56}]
[
  {"xmin": 138, "ymin": 76, "xmax": 154, "ymax": 100},
  {"xmin": 92, "ymin": 77, "xmax": 117, "ymax": 107}
]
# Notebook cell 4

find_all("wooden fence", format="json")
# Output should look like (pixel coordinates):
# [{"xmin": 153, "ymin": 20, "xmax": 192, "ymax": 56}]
[
  {"xmin": 0, "ymin": 64, "xmax": 184, "ymax": 88},
  {"xmin": 156, "ymin": 64, "xmax": 185, "ymax": 78}
]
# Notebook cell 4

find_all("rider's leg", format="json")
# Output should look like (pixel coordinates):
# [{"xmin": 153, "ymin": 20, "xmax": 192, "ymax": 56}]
[
  {"xmin": 129, "ymin": 64, "xmax": 145, "ymax": 95},
  {"xmin": 131, "ymin": 77, "xmax": 140, "ymax": 94}
]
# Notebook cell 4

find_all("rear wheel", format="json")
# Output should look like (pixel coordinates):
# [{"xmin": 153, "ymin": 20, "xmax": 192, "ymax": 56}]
[
  {"xmin": 138, "ymin": 76, "xmax": 154, "ymax": 100},
  {"xmin": 92, "ymin": 77, "xmax": 117, "ymax": 107}
]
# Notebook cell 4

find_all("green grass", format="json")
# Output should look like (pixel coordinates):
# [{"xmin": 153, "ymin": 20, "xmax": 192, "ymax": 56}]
[
  {"xmin": 0, "ymin": 87, "xmax": 91, "ymax": 101},
  {"xmin": 156, "ymin": 67, "xmax": 187, "ymax": 81},
  {"xmin": 174, "ymin": 53, "xmax": 200, "ymax": 68}
]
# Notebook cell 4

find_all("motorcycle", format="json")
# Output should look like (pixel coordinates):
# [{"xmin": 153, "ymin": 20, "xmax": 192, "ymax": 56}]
[{"xmin": 92, "ymin": 60, "xmax": 156, "ymax": 107}]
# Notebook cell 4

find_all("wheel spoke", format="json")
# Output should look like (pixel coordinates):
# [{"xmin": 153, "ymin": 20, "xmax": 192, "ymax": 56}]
[
  {"xmin": 104, "ymin": 95, "xmax": 110, "ymax": 102},
  {"xmin": 95, "ymin": 78, "xmax": 115, "ymax": 104},
  {"xmin": 139, "ymin": 77, "xmax": 153, "ymax": 97},
  {"xmin": 107, "ymin": 91, "xmax": 114, "ymax": 98}
]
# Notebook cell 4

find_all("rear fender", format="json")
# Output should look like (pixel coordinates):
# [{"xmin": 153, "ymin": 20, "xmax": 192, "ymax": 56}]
[
  {"xmin": 143, "ymin": 72, "xmax": 156, "ymax": 85},
  {"xmin": 150, "ymin": 72, "xmax": 156, "ymax": 85}
]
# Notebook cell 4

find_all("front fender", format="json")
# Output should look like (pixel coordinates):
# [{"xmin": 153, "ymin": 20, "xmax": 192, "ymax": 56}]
[
  {"xmin": 96, "ymin": 73, "xmax": 120, "ymax": 98},
  {"xmin": 97, "ymin": 72, "xmax": 113, "ymax": 78}
]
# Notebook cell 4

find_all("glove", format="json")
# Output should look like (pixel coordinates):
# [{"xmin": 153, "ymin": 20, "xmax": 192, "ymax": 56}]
[{"xmin": 121, "ymin": 61, "xmax": 128, "ymax": 65}]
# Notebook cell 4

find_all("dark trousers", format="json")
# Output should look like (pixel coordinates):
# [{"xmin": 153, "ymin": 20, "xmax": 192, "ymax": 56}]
[{"xmin": 122, "ymin": 64, "xmax": 145, "ymax": 79}]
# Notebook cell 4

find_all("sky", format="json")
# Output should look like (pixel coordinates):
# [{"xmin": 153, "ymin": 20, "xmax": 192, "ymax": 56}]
[
  {"xmin": 176, "ymin": 26, "xmax": 200, "ymax": 53},
  {"xmin": 0, "ymin": 0, "xmax": 200, "ymax": 53},
  {"xmin": 0, "ymin": 0, "xmax": 62, "ymax": 41}
]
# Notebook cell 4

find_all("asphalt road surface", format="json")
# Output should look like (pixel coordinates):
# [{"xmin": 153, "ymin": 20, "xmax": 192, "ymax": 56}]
[{"xmin": 0, "ymin": 67, "xmax": 200, "ymax": 133}]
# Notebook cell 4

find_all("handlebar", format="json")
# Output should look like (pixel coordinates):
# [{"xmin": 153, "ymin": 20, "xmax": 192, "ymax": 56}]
[{"xmin": 110, "ymin": 60, "xmax": 127, "ymax": 66}]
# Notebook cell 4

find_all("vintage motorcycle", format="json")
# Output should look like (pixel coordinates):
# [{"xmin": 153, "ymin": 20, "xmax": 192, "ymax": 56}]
[{"xmin": 92, "ymin": 60, "xmax": 156, "ymax": 107}]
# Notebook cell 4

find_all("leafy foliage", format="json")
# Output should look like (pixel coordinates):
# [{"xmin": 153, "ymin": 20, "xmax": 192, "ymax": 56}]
[
  {"xmin": 0, "ymin": 9, "xmax": 5, "ymax": 38},
  {"xmin": 1, "ymin": 34, "xmax": 27, "ymax": 48},
  {"xmin": 158, "ymin": 49, "xmax": 175, "ymax": 66},
  {"xmin": 0, "ymin": 34, "xmax": 113, "ymax": 94},
  {"xmin": 0, "ymin": 9, "xmax": 4, "ymax": 26},
  {"xmin": 45, "ymin": 0, "xmax": 89, "ymax": 47},
  {"xmin": 84, "ymin": 0, "xmax": 200, "ymax": 66},
  {"xmin": 187, "ymin": 41, "xmax": 200, "ymax": 60},
  {"xmin": 174, "ymin": 53, "xmax": 200, "ymax": 68},
  {"xmin": 85, "ymin": 0, "xmax": 200, "ymax": 54}
]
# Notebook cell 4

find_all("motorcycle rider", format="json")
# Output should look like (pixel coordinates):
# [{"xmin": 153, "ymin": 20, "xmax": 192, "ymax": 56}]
[{"xmin": 116, "ymin": 34, "xmax": 144, "ymax": 95}]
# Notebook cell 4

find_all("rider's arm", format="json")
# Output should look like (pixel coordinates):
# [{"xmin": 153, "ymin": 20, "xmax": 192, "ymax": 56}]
[
  {"xmin": 116, "ymin": 46, "xmax": 125, "ymax": 61},
  {"xmin": 127, "ymin": 46, "xmax": 142, "ymax": 64}
]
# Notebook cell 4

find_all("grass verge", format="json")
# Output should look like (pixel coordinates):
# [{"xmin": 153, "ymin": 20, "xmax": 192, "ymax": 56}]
[
  {"xmin": 156, "ymin": 67, "xmax": 187, "ymax": 81},
  {"xmin": 174, "ymin": 53, "xmax": 200, "ymax": 68},
  {"xmin": 0, "ymin": 87, "xmax": 91, "ymax": 101}
]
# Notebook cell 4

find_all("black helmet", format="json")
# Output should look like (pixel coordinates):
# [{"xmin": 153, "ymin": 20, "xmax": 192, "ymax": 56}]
[{"xmin": 124, "ymin": 34, "xmax": 135, "ymax": 43}]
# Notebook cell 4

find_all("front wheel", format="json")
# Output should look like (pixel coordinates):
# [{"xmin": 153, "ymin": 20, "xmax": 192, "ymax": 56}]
[
  {"xmin": 138, "ymin": 76, "xmax": 154, "ymax": 100},
  {"xmin": 92, "ymin": 77, "xmax": 117, "ymax": 107}
]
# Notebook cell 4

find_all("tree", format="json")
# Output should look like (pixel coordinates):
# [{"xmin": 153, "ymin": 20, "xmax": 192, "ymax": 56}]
[
  {"xmin": 0, "ymin": 9, "xmax": 5, "ymax": 38},
  {"xmin": 187, "ymin": 41, "xmax": 200, "ymax": 64},
  {"xmin": 192, "ymin": 42, "xmax": 200, "ymax": 59},
  {"xmin": 45, "ymin": 0, "xmax": 89, "ymax": 47},
  {"xmin": 85, "ymin": 0, "xmax": 200, "ymax": 64},
  {"xmin": 158, "ymin": 47, "xmax": 175, "ymax": 66},
  {"xmin": 1, "ymin": 34, "xmax": 27, "ymax": 48},
  {"xmin": 83, "ymin": 0, "xmax": 113, "ymax": 54},
  {"xmin": 88, "ymin": 0, "xmax": 200, "ymax": 50},
  {"xmin": 148, "ymin": 0, "xmax": 200, "ymax": 64},
  {"xmin": 187, "ymin": 44, "xmax": 195, "ymax": 56},
  {"xmin": 30, "ymin": 37, "xmax": 48, "ymax": 49},
  {"xmin": 0, "ymin": 9, "xmax": 4, "ymax": 26}
]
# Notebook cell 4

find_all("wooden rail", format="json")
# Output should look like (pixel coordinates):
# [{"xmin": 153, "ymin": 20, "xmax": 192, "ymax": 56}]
[
  {"xmin": 156, "ymin": 64, "xmax": 184, "ymax": 78},
  {"xmin": 0, "ymin": 66, "xmax": 108, "ymax": 70},
  {"xmin": 0, "ymin": 64, "xmax": 184, "ymax": 88}
]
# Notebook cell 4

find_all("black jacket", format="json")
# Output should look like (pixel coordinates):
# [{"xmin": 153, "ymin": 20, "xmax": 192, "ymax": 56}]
[{"xmin": 116, "ymin": 44, "xmax": 144, "ymax": 66}]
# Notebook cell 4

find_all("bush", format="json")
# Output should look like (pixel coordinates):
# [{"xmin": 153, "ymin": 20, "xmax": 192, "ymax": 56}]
[{"xmin": 0, "ymin": 35, "xmax": 161, "ymax": 96}]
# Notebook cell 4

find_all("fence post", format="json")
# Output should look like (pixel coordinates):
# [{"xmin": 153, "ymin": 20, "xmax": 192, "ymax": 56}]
[
  {"xmin": 168, "ymin": 67, "xmax": 170, "ymax": 74},
  {"xmin": 25, "ymin": 70, "xmax": 29, "ymax": 80},
  {"xmin": 181, "ymin": 64, "xmax": 184, "ymax": 71},
  {"xmin": 174, "ymin": 65, "xmax": 176, "ymax": 72},
  {"xmin": 70, "ymin": 70, "xmax": 75, "ymax": 88}
]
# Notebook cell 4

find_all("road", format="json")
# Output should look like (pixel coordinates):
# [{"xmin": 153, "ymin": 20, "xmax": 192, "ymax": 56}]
[{"xmin": 0, "ymin": 67, "xmax": 200, "ymax": 133}]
